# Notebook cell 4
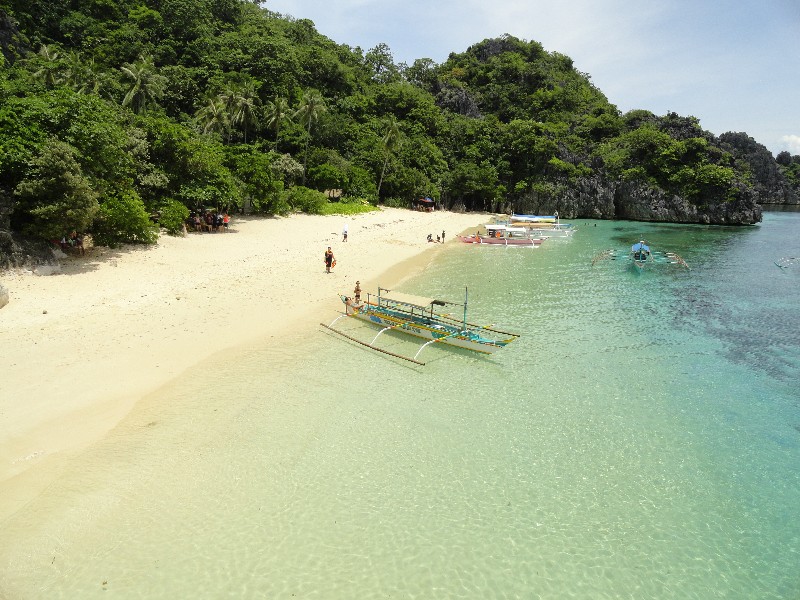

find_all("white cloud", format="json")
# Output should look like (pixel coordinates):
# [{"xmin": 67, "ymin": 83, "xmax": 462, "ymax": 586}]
[{"xmin": 779, "ymin": 135, "xmax": 800, "ymax": 155}]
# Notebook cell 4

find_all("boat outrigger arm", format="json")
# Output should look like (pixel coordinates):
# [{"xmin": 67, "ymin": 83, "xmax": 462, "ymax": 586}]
[{"xmin": 320, "ymin": 315, "xmax": 428, "ymax": 365}]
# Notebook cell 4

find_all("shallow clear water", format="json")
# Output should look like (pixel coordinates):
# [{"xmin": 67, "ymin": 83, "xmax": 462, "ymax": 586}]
[{"xmin": 2, "ymin": 214, "xmax": 799, "ymax": 599}]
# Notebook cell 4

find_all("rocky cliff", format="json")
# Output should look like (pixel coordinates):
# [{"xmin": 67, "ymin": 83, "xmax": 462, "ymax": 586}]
[
  {"xmin": 719, "ymin": 132, "xmax": 799, "ymax": 205},
  {"xmin": 512, "ymin": 172, "xmax": 763, "ymax": 224}
]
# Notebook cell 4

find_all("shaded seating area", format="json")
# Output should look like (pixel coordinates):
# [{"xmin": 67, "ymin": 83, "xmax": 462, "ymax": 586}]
[{"xmin": 412, "ymin": 197, "xmax": 435, "ymax": 212}]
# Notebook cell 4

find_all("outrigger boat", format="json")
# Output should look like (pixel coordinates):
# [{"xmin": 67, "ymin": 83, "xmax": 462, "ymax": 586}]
[
  {"xmin": 458, "ymin": 224, "xmax": 545, "ymax": 246},
  {"xmin": 504, "ymin": 212, "xmax": 576, "ymax": 237},
  {"xmin": 592, "ymin": 240, "xmax": 689, "ymax": 271},
  {"xmin": 320, "ymin": 287, "xmax": 520, "ymax": 365},
  {"xmin": 630, "ymin": 240, "xmax": 652, "ymax": 271},
  {"xmin": 775, "ymin": 257, "xmax": 798, "ymax": 270}
]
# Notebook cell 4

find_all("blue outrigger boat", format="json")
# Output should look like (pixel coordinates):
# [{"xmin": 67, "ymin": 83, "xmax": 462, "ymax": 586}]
[
  {"xmin": 321, "ymin": 287, "xmax": 520, "ymax": 365},
  {"xmin": 630, "ymin": 240, "xmax": 652, "ymax": 271},
  {"xmin": 592, "ymin": 240, "xmax": 688, "ymax": 271}
]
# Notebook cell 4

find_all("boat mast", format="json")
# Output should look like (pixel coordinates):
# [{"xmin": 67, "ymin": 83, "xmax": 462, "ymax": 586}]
[{"xmin": 463, "ymin": 287, "xmax": 468, "ymax": 331}]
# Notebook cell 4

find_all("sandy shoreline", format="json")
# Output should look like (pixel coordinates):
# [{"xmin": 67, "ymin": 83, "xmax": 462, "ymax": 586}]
[{"xmin": 0, "ymin": 208, "xmax": 487, "ymax": 520}]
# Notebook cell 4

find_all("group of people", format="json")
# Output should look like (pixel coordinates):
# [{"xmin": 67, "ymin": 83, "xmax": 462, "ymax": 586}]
[
  {"xmin": 59, "ymin": 231, "xmax": 85, "ymax": 255},
  {"xmin": 188, "ymin": 210, "xmax": 230, "ymax": 233},
  {"xmin": 427, "ymin": 230, "xmax": 446, "ymax": 243}
]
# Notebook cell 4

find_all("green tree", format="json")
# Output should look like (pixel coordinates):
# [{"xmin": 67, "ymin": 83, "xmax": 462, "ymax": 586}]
[
  {"xmin": 157, "ymin": 197, "xmax": 190, "ymax": 235},
  {"xmin": 293, "ymin": 89, "xmax": 327, "ymax": 184},
  {"xmin": 263, "ymin": 96, "xmax": 291, "ymax": 151},
  {"xmin": 270, "ymin": 153, "xmax": 304, "ymax": 189},
  {"xmin": 64, "ymin": 52, "xmax": 104, "ymax": 95},
  {"xmin": 377, "ymin": 116, "xmax": 402, "ymax": 200},
  {"xmin": 364, "ymin": 43, "xmax": 400, "ymax": 83},
  {"xmin": 219, "ymin": 81, "xmax": 260, "ymax": 143},
  {"xmin": 196, "ymin": 97, "xmax": 229, "ymax": 137},
  {"xmin": 92, "ymin": 190, "xmax": 158, "ymax": 247},
  {"xmin": 121, "ymin": 54, "xmax": 167, "ymax": 114},
  {"xmin": 30, "ymin": 45, "xmax": 62, "ymax": 88},
  {"xmin": 13, "ymin": 139, "xmax": 99, "ymax": 240}
]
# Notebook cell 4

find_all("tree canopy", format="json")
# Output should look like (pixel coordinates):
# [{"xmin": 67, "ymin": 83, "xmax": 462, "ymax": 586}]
[{"xmin": 0, "ymin": 1, "xmax": 789, "ymax": 248}]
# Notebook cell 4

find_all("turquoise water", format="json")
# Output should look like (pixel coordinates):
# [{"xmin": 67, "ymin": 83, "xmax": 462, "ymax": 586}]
[{"xmin": 2, "ymin": 214, "xmax": 799, "ymax": 599}]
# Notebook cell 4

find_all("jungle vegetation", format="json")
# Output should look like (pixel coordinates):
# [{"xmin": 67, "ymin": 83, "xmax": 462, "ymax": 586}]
[{"xmin": 0, "ymin": 0, "xmax": 792, "ymax": 246}]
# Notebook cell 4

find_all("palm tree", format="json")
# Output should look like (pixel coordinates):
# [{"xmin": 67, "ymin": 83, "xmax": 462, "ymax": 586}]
[
  {"xmin": 195, "ymin": 97, "xmax": 229, "ymax": 137},
  {"xmin": 263, "ymin": 96, "xmax": 291, "ymax": 151},
  {"xmin": 293, "ymin": 90, "xmax": 327, "ymax": 184},
  {"xmin": 32, "ymin": 45, "xmax": 61, "ymax": 87},
  {"xmin": 229, "ymin": 82, "xmax": 259, "ymax": 144},
  {"xmin": 65, "ymin": 51, "xmax": 103, "ymax": 95},
  {"xmin": 121, "ymin": 54, "xmax": 167, "ymax": 114},
  {"xmin": 377, "ymin": 116, "xmax": 402, "ymax": 200}
]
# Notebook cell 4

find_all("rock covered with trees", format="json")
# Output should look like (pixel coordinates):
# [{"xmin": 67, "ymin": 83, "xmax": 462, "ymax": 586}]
[{"xmin": 1, "ymin": 1, "xmax": 795, "ymax": 266}]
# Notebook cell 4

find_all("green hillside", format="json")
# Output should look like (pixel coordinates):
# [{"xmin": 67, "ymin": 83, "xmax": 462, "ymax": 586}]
[{"xmin": 1, "ymin": 0, "xmax": 795, "ymax": 250}]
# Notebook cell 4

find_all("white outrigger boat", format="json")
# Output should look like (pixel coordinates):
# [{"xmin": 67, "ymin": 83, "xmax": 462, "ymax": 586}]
[
  {"xmin": 503, "ymin": 212, "xmax": 576, "ymax": 238},
  {"xmin": 320, "ymin": 287, "xmax": 520, "ymax": 365},
  {"xmin": 458, "ymin": 224, "xmax": 545, "ymax": 246}
]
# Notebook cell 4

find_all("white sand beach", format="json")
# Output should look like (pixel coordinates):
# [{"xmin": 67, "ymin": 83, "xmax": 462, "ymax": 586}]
[{"xmin": 0, "ymin": 208, "xmax": 487, "ymax": 521}]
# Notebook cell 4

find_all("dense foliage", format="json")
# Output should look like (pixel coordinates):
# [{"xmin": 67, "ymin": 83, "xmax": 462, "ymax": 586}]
[{"xmin": 0, "ymin": 0, "xmax": 793, "ymax": 248}]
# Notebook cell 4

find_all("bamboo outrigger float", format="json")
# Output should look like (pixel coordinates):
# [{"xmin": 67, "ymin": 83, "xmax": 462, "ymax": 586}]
[{"xmin": 320, "ymin": 287, "xmax": 520, "ymax": 365}]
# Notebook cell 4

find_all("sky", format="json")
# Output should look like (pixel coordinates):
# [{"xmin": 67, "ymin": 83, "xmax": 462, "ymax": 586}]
[{"xmin": 264, "ymin": 0, "xmax": 799, "ymax": 156}]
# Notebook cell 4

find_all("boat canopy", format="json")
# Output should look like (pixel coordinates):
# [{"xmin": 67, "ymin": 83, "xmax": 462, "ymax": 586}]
[
  {"xmin": 631, "ymin": 242, "xmax": 650, "ymax": 252},
  {"xmin": 511, "ymin": 214, "xmax": 557, "ymax": 222},
  {"xmin": 379, "ymin": 290, "xmax": 444, "ymax": 308}
]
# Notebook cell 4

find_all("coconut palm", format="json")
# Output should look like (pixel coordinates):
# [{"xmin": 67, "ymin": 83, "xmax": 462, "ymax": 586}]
[
  {"xmin": 65, "ymin": 52, "xmax": 103, "ymax": 95},
  {"xmin": 195, "ymin": 97, "xmax": 229, "ymax": 137},
  {"xmin": 228, "ymin": 82, "xmax": 259, "ymax": 144},
  {"xmin": 293, "ymin": 90, "xmax": 327, "ymax": 184},
  {"xmin": 217, "ymin": 83, "xmax": 257, "ymax": 143},
  {"xmin": 263, "ymin": 96, "xmax": 291, "ymax": 151},
  {"xmin": 31, "ymin": 45, "xmax": 62, "ymax": 87},
  {"xmin": 120, "ymin": 54, "xmax": 167, "ymax": 114},
  {"xmin": 377, "ymin": 116, "xmax": 402, "ymax": 200}
]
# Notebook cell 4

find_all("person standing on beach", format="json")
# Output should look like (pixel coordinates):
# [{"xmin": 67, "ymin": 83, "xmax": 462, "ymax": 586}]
[
  {"xmin": 354, "ymin": 280, "xmax": 361, "ymax": 303},
  {"xmin": 342, "ymin": 222, "xmax": 348, "ymax": 242},
  {"xmin": 441, "ymin": 230, "xmax": 445, "ymax": 243},
  {"xmin": 324, "ymin": 246, "xmax": 335, "ymax": 273}
]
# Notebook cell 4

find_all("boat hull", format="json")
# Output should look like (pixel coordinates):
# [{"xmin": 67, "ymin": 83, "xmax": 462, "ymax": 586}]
[{"xmin": 458, "ymin": 235, "xmax": 542, "ymax": 246}]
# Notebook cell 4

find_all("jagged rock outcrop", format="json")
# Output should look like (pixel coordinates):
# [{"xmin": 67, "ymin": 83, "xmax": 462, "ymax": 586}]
[
  {"xmin": 0, "ymin": 230, "xmax": 56, "ymax": 270},
  {"xmin": 613, "ymin": 180, "xmax": 762, "ymax": 224},
  {"xmin": 719, "ymin": 132, "xmax": 799, "ymax": 205},
  {"xmin": 0, "ymin": 9, "xmax": 28, "ymax": 64},
  {"xmin": 512, "ymin": 174, "xmax": 762, "ymax": 224}
]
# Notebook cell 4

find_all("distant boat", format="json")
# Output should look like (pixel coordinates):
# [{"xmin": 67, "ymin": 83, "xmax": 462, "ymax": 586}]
[
  {"xmin": 321, "ymin": 288, "xmax": 520, "ymax": 365},
  {"xmin": 504, "ymin": 212, "xmax": 576, "ymax": 237},
  {"xmin": 630, "ymin": 240, "xmax": 652, "ymax": 271},
  {"xmin": 592, "ymin": 241, "xmax": 689, "ymax": 271},
  {"xmin": 509, "ymin": 214, "xmax": 558, "ymax": 223},
  {"xmin": 775, "ymin": 257, "xmax": 798, "ymax": 270},
  {"xmin": 458, "ymin": 224, "xmax": 545, "ymax": 246}
]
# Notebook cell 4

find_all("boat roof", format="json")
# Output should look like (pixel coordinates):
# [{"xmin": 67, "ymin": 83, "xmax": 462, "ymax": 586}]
[
  {"xmin": 631, "ymin": 242, "xmax": 650, "ymax": 252},
  {"xmin": 511, "ymin": 214, "xmax": 556, "ymax": 222},
  {"xmin": 379, "ymin": 290, "xmax": 443, "ymax": 308}
]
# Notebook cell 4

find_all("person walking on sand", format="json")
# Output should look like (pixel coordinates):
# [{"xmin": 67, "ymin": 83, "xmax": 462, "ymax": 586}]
[
  {"xmin": 354, "ymin": 280, "xmax": 361, "ymax": 303},
  {"xmin": 342, "ymin": 222, "xmax": 348, "ymax": 242},
  {"xmin": 441, "ymin": 230, "xmax": 445, "ymax": 243},
  {"xmin": 324, "ymin": 246, "xmax": 335, "ymax": 273}
]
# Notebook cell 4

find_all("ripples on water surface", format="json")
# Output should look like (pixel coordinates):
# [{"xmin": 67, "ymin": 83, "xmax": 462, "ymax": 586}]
[{"xmin": 2, "ymin": 214, "xmax": 799, "ymax": 599}]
